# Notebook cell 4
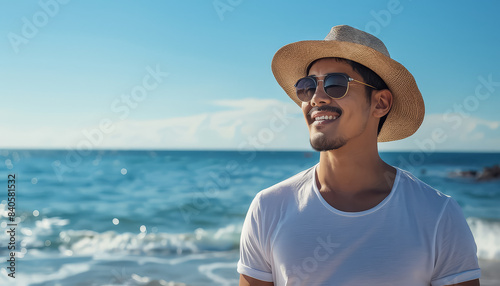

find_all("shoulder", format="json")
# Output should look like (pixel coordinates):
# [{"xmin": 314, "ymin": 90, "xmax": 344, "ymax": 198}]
[
  {"xmin": 242, "ymin": 165, "xmax": 316, "ymax": 241},
  {"xmin": 396, "ymin": 168, "xmax": 451, "ymax": 203},
  {"xmin": 252, "ymin": 165, "xmax": 315, "ymax": 212},
  {"xmin": 259, "ymin": 165, "xmax": 314, "ymax": 198},
  {"xmin": 394, "ymin": 168, "xmax": 454, "ymax": 218}
]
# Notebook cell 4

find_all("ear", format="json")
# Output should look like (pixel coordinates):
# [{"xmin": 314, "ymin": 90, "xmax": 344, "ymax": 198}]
[{"xmin": 371, "ymin": 89, "xmax": 392, "ymax": 118}]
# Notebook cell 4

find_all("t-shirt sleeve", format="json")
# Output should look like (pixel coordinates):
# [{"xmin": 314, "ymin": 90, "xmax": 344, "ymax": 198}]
[
  {"xmin": 237, "ymin": 192, "xmax": 274, "ymax": 282},
  {"xmin": 431, "ymin": 198, "xmax": 481, "ymax": 286}
]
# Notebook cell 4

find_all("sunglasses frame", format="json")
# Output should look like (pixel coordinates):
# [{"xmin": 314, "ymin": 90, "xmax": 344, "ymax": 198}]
[{"xmin": 294, "ymin": 73, "xmax": 377, "ymax": 101}]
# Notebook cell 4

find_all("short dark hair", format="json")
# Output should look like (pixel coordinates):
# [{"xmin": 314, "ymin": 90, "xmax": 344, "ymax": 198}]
[{"xmin": 306, "ymin": 57, "xmax": 389, "ymax": 135}]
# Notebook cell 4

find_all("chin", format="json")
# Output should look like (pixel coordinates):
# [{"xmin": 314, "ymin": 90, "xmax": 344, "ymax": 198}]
[{"xmin": 310, "ymin": 133, "xmax": 347, "ymax": 151}]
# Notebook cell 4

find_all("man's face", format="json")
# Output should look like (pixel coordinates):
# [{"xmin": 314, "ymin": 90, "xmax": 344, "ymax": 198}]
[{"xmin": 301, "ymin": 58, "xmax": 373, "ymax": 151}]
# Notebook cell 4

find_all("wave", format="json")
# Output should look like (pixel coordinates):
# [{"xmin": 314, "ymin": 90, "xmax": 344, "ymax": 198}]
[
  {"xmin": 467, "ymin": 217, "xmax": 500, "ymax": 261},
  {"xmin": 56, "ymin": 224, "xmax": 241, "ymax": 256}
]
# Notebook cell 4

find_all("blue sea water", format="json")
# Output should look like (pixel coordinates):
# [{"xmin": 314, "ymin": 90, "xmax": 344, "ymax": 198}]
[{"xmin": 0, "ymin": 150, "xmax": 499, "ymax": 285}]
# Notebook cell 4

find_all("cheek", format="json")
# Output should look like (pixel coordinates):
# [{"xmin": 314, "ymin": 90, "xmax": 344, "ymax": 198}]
[
  {"xmin": 301, "ymin": 104, "xmax": 310, "ymax": 122},
  {"xmin": 340, "ymin": 99, "xmax": 370, "ymax": 124}
]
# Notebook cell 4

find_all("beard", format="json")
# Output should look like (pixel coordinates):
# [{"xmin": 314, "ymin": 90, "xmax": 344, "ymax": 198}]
[{"xmin": 309, "ymin": 133, "xmax": 347, "ymax": 151}]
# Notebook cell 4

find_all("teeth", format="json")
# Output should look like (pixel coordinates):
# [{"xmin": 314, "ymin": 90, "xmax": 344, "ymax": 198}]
[{"xmin": 315, "ymin": 115, "xmax": 338, "ymax": 121}]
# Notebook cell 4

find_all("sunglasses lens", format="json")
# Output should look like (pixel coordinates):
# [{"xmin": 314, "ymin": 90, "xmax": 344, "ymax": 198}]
[
  {"xmin": 324, "ymin": 74, "xmax": 348, "ymax": 98},
  {"xmin": 295, "ymin": 77, "xmax": 316, "ymax": 102}
]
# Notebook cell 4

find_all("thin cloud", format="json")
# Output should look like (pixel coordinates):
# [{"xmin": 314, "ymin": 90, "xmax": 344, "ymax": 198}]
[
  {"xmin": 379, "ymin": 113, "xmax": 500, "ymax": 151},
  {"xmin": 3, "ymin": 104, "xmax": 499, "ymax": 151},
  {"xmin": 2, "ymin": 99, "xmax": 304, "ymax": 150}
]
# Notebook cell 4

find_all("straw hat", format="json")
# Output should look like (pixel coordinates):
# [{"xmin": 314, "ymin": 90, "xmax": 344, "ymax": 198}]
[{"xmin": 271, "ymin": 25, "xmax": 425, "ymax": 142}]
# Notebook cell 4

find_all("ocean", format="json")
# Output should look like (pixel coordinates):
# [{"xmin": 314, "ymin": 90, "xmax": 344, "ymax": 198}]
[{"xmin": 0, "ymin": 150, "xmax": 499, "ymax": 285}]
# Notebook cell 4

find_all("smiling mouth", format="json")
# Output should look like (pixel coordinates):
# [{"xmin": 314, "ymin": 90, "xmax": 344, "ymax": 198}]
[
  {"xmin": 312, "ymin": 115, "xmax": 340, "ymax": 126},
  {"xmin": 308, "ymin": 106, "xmax": 343, "ymax": 126},
  {"xmin": 314, "ymin": 115, "xmax": 338, "ymax": 122}
]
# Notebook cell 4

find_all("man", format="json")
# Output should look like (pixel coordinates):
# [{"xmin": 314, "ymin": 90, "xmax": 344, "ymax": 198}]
[{"xmin": 237, "ymin": 25, "xmax": 480, "ymax": 285}]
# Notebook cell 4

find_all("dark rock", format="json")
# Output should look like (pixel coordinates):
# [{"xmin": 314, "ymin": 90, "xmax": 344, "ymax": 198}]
[
  {"xmin": 477, "ymin": 164, "xmax": 500, "ymax": 181},
  {"xmin": 450, "ymin": 164, "xmax": 500, "ymax": 181},
  {"xmin": 450, "ymin": 169, "xmax": 477, "ymax": 178}
]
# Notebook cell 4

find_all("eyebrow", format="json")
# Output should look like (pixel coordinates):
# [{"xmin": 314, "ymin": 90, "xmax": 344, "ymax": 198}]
[{"xmin": 307, "ymin": 73, "xmax": 339, "ymax": 78}]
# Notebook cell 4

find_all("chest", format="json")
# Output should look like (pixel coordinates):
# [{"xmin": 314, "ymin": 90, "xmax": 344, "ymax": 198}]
[{"xmin": 269, "ymin": 208, "xmax": 434, "ymax": 285}]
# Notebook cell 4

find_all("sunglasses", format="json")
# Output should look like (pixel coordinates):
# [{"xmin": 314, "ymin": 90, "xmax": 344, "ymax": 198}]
[{"xmin": 294, "ymin": 73, "xmax": 377, "ymax": 101}]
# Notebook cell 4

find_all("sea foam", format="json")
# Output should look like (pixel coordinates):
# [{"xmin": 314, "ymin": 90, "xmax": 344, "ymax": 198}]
[
  {"xmin": 57, "ymin": 224, "xmax": 241, "ymax": 256},
  {"xmin": 468, "ymin": 217, "xmax": 500, "ymax": 261}
]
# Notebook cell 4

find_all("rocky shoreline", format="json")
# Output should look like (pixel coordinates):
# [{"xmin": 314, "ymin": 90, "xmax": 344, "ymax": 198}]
[{"xmin": 450, "ymin": 164, "xmax": 500, "ymax": 181}]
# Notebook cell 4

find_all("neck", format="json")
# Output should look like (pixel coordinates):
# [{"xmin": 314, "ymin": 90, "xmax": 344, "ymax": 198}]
[{"xmin": 316, "ymin": 139, "xmax": 395, "ymax": 196}]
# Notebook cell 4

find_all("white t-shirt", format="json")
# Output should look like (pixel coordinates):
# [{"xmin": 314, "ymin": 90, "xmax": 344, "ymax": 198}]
[{"xmin": 237, "ymin": 165, "xmax": 480, "ymax": 286}]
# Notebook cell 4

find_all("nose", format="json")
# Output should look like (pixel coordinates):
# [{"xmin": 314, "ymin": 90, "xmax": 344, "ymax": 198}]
[{"xmin": 310, "ymin": 79, "xmax": 332, "ymax": 106}]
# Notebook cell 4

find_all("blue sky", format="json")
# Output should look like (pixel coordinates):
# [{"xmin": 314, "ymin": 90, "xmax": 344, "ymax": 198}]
[{"xmin": 1, "ymin": 0, "xmax": 499, "ymax": 151}]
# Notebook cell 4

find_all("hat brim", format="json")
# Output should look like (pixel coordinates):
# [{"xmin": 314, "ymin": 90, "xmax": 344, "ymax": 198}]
[{"xmin": 271, "ymin": 40, "xmax": 425, "ymax": 142}]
